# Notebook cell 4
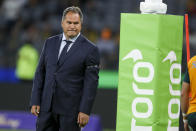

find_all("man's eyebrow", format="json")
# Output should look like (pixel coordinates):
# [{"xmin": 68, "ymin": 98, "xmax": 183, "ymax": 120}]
[{"xmin": 66, "ymin": 21, "xmax": 79, "ymax": 23}]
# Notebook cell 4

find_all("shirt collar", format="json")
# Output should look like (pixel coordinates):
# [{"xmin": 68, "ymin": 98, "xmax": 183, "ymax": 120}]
[{"xmin": 62, "ymin": 33, "xmax": 80, "ymax": 43}]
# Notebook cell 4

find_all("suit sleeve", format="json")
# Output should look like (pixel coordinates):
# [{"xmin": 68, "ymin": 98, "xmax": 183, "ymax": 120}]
[
  {"xmin": 79, "ymin": 46, "xmax": 100, "ymax": 115},
  {"xmin": 30, "ymin": 40, "xmax": 47, "ymax": 106}
]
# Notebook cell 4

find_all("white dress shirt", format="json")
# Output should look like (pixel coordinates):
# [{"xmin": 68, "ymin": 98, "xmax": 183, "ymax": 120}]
[{"xmin": 58, "ymin": 33, "xmax": 80, "ymax": 59}]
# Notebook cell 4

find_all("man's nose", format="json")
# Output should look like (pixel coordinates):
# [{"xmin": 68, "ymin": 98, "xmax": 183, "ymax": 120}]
[{"xmin": 70, "ymin": 23, "xmax": 75, "ymax": 28}]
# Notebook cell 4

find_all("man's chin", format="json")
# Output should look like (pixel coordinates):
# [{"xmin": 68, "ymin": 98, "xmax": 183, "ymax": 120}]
[{"xmin": 68, "ymin": 34, "xmax": 77, "ymax": 38}]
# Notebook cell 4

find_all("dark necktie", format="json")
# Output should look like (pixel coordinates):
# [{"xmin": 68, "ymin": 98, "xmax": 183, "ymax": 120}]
[{"xmin": 58, "ymin": 40, "xmax": 72, "ymax": 64}]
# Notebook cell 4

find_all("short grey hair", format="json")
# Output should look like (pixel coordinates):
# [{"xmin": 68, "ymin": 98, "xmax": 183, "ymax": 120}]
[{"xmin": 62, "ymin": 6, "xmax": 83, "ymax": 23}]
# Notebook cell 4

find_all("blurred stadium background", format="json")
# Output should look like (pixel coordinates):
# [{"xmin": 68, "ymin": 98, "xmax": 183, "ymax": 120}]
[{"xmin": 0, "ymin": 0, "xmax": 194, "ymax": 130}]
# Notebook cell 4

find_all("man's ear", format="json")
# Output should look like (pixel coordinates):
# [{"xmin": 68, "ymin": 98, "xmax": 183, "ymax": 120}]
[{"xmin": 61, "ymin": 21, "xmax": 63, "ymax": 28}]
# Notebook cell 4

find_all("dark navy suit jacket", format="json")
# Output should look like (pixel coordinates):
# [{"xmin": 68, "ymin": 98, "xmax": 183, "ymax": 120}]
[{"xmin": 30, "ymin": 33, "xmax": 100, "ymax": 116}]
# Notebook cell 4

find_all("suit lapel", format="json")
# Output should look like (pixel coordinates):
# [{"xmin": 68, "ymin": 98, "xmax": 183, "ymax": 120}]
[
  {"xmin": 58, "ymin": 34, "xmax": 83, "ymax": 67},
  {"xmin": 54, "ymin": 34, "xmax": 63, "ymax": 65}
]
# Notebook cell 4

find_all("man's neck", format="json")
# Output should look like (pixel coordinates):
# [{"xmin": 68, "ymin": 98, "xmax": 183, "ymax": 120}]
[{"xmin": 64, "ymin": 33, "xmax": 80, "ymax": 42}]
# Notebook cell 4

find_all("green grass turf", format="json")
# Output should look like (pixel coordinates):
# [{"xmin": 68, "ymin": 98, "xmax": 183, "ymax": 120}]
[{"xmin": 104, "ymin": 129, "xmax": 115, "ymax": 131}]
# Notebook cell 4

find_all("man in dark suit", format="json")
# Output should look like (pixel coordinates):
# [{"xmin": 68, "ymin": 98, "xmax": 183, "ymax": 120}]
[{"xmin": 30, "ymin": 6, "xmax": 100, "ymax": 131}]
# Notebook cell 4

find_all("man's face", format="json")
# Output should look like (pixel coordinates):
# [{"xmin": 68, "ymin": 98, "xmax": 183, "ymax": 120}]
[{"xmin": 61, "ymin": 12, "xmax": 82, "ymax": 39}]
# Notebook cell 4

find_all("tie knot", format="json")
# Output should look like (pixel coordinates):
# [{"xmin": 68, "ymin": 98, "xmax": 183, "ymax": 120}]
[{"xmin": 64, "ymin": 40, "xmax": 72, "ymax": 45}]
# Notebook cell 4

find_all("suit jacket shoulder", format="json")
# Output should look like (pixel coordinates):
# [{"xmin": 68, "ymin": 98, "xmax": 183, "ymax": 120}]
[
  {"xmin": 81, "ymin": 34, "xmax": 97, "ymax": 48},
  {"xmin": 47, "ymin": 34, "xmax": 62, "ymax": 40}
]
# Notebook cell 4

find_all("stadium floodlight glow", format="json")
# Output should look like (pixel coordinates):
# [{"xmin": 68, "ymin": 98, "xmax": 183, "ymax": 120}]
[{"xmin": 140, "ymin": 0, "xmax": 167, "ymax": 14}]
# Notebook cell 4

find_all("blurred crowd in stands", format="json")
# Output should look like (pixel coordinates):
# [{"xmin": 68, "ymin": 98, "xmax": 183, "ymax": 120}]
[{"xmin": 0, "ymin": 0, "xmax": 193, "ymax": 75}]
